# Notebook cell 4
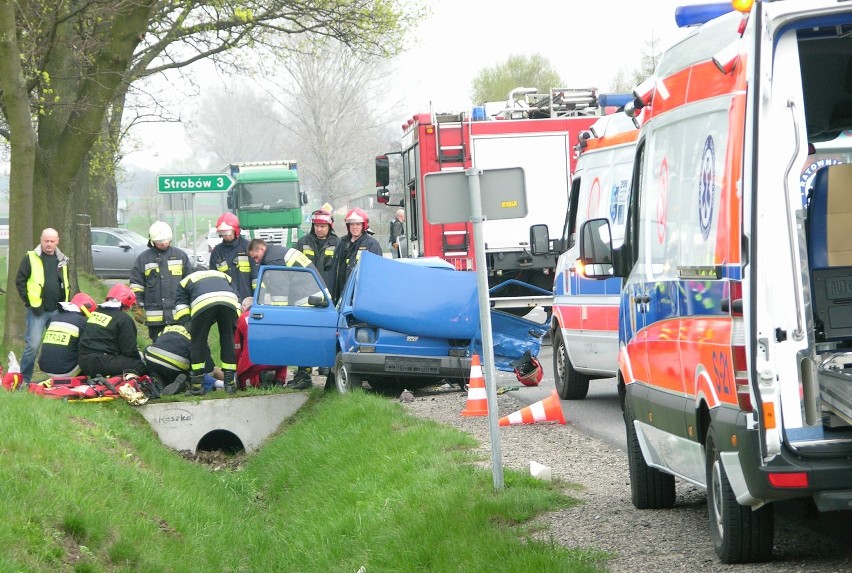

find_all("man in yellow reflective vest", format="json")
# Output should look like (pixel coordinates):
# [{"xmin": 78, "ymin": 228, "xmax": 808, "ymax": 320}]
[{"xmin": 15, "ymin": 228, "xmax": 70, "ymax": 385}]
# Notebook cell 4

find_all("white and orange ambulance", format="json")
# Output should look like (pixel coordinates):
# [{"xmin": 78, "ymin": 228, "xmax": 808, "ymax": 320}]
[
  {"xmin": 579, "ymin": 0, "xmax": 852, "ymax": 563},
  {"xmin": 547, "ymin": 111, "xmax": 638, "ymax": 399}
]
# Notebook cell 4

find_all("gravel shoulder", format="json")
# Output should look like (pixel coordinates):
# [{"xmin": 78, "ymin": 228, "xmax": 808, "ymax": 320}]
[{"xmin": 402, "ymin": 386, "xmax": 852, "ymax": 573}]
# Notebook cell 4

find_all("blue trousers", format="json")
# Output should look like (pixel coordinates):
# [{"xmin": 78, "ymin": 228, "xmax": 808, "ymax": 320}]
[{"xmin": 20, "ymin": 308, "xmax": 57, "ymax": 384}]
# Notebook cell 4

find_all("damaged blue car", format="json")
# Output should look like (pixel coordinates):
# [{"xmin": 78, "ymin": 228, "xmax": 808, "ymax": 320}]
[{"xmin": 247, "ymin": 252, "xmax": 546, "ymax": 393}]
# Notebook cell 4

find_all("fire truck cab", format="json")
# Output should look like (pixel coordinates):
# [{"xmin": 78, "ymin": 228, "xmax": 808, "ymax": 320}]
[
  {"xmin": 376, "ymin": 88, "xmax": 610, "ymax": 310},
  {"xmin": 579, "ymin": 0, "xmax": 852, "ymax": 563}
]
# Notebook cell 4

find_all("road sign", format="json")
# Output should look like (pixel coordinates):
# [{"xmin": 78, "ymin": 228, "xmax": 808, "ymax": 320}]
[
  {"xmin": 157, "ymin": 173, "xmax": 234, "ymax": 194},
  {"xmin": 423, "ymin": 167, "xmax": 526, "ymax": 224}
]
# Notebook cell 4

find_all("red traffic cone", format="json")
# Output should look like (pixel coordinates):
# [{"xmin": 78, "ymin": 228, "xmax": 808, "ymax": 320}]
[
  {"xmin": 461, "ymin": 354, "xmax": 488, "ymax": 417},
  {"xmin": 499, "ymin": 389, "xmax": 565, "ymax": 426}
]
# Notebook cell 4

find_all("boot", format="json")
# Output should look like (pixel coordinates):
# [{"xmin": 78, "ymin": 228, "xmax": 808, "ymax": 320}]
[
  {"xmin": 185, "ymin": 373, "xmax": 205, "ymax": 396},
  {"xmin": 289, "ymin": 367, "xmax": 313, "ymax": 390},
  {"xmin": 223, "ymin": 369, "xmax": 236, "ymax": 394}
]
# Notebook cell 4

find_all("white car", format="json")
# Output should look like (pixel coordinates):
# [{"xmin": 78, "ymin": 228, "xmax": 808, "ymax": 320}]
[{"xmin": 207, "ymin": 227, "xmax": 222, "ymax": 252}]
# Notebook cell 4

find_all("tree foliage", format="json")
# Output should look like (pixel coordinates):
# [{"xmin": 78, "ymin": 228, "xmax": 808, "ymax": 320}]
[
  {"xmin": 0, "ymin": 0, "xmax": 422, "ymax": 355},
  {"xmin": 608, "ymin": 35, "xmax": 662, "ymax": 93},
  {"xmin": 470, "ymin": 53, "xmax": 563, "ymax": 105}
]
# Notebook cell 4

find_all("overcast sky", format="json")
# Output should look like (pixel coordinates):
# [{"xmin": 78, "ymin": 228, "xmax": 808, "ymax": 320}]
[{"xmin": 123, "ymin": 0, "xmax": 696, "ymax": 172}]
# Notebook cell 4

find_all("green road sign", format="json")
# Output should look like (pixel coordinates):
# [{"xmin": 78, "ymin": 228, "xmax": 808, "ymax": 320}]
[{"xmin": 157, "ymin": 173, "xmax": 234, "ymax": 193}]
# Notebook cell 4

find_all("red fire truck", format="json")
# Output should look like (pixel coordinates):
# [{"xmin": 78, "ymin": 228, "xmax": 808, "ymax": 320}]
[{"xmin": 376, "ymin": 88, "xmax": 628, "ymax": 310}]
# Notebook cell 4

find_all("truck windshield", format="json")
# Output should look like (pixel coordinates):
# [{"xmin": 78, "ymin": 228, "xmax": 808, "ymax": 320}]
[{"xmin": 237, "ymin": 181, "xmax": 300, "ymax": 211}]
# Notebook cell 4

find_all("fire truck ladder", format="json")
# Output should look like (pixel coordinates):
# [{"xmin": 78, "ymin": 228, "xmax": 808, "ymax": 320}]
[{"xmin": 434, "ymin": 112, "xmax": 466, "ymax": 165}]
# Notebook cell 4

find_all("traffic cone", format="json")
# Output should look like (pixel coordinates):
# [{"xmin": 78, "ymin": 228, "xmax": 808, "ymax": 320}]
[
  {"xmin": 461, "ymin": 354, "xmax": 488, "ymax": 417},
  {"xmin": 499, "ymin": 389, "xmax": 566, "ymax": 426}
]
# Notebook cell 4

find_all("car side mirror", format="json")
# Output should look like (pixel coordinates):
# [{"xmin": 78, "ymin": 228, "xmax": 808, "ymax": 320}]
[
  {"xmin": 376, "ymin": 155, "xmax": 390, "ymax": 187},
  {"xmin": 377, "ymin": 188, "xmax": 390, "ymax": 204},
  {"xmin": 119, "ymin": 242, "xmax": 132, "ymax": 251},
  {"xmin": 300, "ymin": 191, "xmax": 308, "ymax": 206},
  {"xmin": 308, "ymin": 294, "xmax": 329, "ymax": 307},
  {"xmin": 578, "ymin": 218, "xmax": 614, "ymax": 278}
]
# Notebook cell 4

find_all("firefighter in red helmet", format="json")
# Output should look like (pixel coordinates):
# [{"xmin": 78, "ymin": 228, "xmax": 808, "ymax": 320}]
[
  {"xmin": 78, "ymin": 284, "xmax": 147, "ymax": 377},
  {"xmin": 329, "ymin": 208, "xmax": 382, "ymax": 302},
  {"xmin": 209, "ymin": 212, "xmax": 256, "ymax": 301}
]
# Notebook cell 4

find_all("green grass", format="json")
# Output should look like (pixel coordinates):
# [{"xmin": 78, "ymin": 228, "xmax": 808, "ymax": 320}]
[{"xmin": 0, "ymin": 390, "xmax": 609, "ymax": 572}]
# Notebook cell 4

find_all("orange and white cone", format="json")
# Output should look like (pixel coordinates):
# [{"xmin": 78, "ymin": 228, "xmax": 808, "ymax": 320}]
[
  {"xmin": 499, "ymin": 389, "xmax": 566, "ymax": 426},
  {"xmin": 461, "ymin": 354, "xmax": 488, "ymax": 417}
]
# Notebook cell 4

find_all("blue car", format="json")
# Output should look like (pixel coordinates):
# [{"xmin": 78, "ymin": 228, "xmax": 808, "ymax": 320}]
[{"xmin": 247, "ymin": 252, "xmax": 546, "ymax": 393}]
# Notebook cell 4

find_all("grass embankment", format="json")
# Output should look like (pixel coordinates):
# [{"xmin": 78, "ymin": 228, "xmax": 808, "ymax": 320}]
[{"xmin": 0, "ymin": 390, "xmax": 607, "ymax": 572}]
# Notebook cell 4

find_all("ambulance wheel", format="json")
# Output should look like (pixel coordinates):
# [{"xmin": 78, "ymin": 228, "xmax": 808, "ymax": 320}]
[
  {"xmin": 334, "ymin": 353, "xmax": 363, "ymax": 394},
  {"xmin": 552, "ymin": 329, "xmax": 589, "ymax": 400},
  {"xmin": 705, "ymin": 424, "xmax": 774, "ymax": 563},
  {"xmin": 625, "ymin": 396, "xmax": 675, "ymax": 509}
]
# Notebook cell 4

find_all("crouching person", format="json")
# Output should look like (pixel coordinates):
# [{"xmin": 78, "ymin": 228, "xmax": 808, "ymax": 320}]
[
  {"xmin": 38, "ymin": 293, "xmax": 97, "ymax": 379},
  {"xmin": 78, "ymin": 285, "xmax": 147, "ymax": 378},
  {"xmin": 143, "ymin": 324, "xmax": 191, "ymax": 393},
  {"xmin": 175, "ymin": 270, "xmax": 240, "ymax": 396}
]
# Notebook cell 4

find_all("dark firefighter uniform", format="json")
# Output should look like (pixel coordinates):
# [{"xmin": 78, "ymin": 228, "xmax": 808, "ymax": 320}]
[
  {"xmin": 174, "ymin": 270, "xmax": 240, "ymax": 394},
  {"xmin": 143, "ymin": 324, "xmax": 192, "ymax": 386},
  {"xmin": 78, "ymin": 302, "xmax": 147, "ymax": 377},
  {"xmin": 296, "ymin": 230, "xmax": 339, "ymax": 287},
  {"xmin": 209, "ymin": 235, "xmax": 257, "ymax": 301},
  {"xmin": 129, "ymin": 245, "xmax": 191, "ymax": 340},
  {"xmin": 38, "ymin": 306, "xmax": 88, "ymax": 378}
]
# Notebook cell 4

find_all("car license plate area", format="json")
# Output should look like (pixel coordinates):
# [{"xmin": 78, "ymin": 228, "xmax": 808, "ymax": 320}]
[{"xmin": 385, "ymin": 357, "xmax": 440, "ymax": 374}]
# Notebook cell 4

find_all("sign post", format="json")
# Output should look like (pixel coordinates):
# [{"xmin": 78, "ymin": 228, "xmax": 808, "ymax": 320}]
[{"xmin": 423, "ymin": 166, "xmax": 527, "ymax": 491}]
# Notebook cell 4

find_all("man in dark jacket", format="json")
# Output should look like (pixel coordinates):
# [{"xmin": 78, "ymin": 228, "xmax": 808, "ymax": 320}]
[
  {"xmin": 129, "ymin": 221, "xmax": 191, "ymax": 341},
  {"xmin": 78, "ymin": 285, "xmax": 147, "ymax": 377},
  {"xmin": 15, "ymin": 228, "xmax": 71, "ymax": 385},
  {"xmin": 296, "ymin": 208, "xmax": 339, "ymax": 286},
  {"xmin": 174, "ymin": 270, "xmax": 241, "ymax": 396},
  {"xmin": 330, "ymin": 208, "xmax": 383, "ymax": 303},
  {"xmin": 388, "ymin": 208, "xmax": 405, "ymax": 258},
  {"xmin": 209, "ymin": 212, "xmax": 256, "ymax": 301}
]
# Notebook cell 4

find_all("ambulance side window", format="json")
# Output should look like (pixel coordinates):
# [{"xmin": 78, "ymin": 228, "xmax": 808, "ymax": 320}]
[
  {"xmin": 564, "ymin": 177, "xmax": 582, "ymax": 249},
  {"xmin": 625, "ymin": 142, "xmax": 646, "ymax": 267}
]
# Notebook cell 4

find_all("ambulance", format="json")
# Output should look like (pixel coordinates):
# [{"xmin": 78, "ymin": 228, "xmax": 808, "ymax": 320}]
[
  {"xmin": 546, "ymin": 112, "xmax": 638, "ymax": 399},
  {"xmin": 577, "ymin": 0, "xmax": 852, "ymax": 563}
]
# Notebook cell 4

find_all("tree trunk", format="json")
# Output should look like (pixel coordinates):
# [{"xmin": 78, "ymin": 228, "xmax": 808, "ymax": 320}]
[{"xmin": 0, "ymin": 0, "xmax": 36, "ymax": 354}]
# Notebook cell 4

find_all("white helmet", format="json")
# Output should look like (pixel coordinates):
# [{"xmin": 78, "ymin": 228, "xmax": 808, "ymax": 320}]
[{"xmin": 149, "ymin": 221, "xmax": 173, "ymax": 243}]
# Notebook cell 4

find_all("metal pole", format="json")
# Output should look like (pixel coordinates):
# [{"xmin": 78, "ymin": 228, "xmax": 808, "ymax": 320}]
[{"xmin": 466, "ymin": 167, "xmax": 504, "ymax": 491}]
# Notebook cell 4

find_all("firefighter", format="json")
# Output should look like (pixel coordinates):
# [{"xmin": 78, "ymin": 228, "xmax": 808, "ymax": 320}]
[
  {"xmin": 174, "ymin": 270, "xmax": 241, "ymax": 396},
  {"xmin": 329, "ymin": 208, "xmax": 383, "ymax": 302},
  {"xmin": 292, "ymin": 208, "xmax": 340, "ymax": 384},
  {"xmin": 142, "ymin": 323, "xmax": 193, "ymax": 392},
  {"xmin": 129, "ymin": 221, "xmax": 192, "ymax": 341},
  {"xmin": 78, "ymin": 284, "xmax": 147, "ymax": 378},
  {"xmin": 209, "ymin": 212, "xmax": 256, "ymax": 301},
  {"xmin": 38, "ymin": 292, "xmax": 97, "ymax": 379}
]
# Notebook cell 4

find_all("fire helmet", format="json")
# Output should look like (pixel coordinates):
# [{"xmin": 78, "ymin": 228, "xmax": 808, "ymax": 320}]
[
  {"xmin": 107, "ymin": 284, "xmax": 136, "ymax": 308},
  {"xmin": 345, "ymin": 208, "xmax": 369, "ymax": 231},
  {"xmin": 70, "ymin": 292, "xmax": 97, "ymax": 317},
  {"xmin": 511, "ymin": 351, "xmax": 543, "ymax": 387},
  {"xmin": 148, "ymin": 221, "xmax": 172, "ymax": 243},
  {"xmin": 311, "ymin": 209, "xmax": 334, "ymax": 226},
  {"xmin": 216, "ymin": 212, "xmax": 241, "ymax": 237}
]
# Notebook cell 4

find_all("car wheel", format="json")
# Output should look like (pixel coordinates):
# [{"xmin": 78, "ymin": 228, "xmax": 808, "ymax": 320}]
[
  {"xmin": 552, "ymin": 329, "xmax": 590, "ymax": 400},
  {"xmin": 705, "ymin": 423, "xmax": 774, "ymax": 563},
  {"xmin": 625, "ymin": 395, "xmax": 675, "ymax": 509},
  {"xmin": 334, "ymin": 353, "xmax": 362, "ymax": 394}
]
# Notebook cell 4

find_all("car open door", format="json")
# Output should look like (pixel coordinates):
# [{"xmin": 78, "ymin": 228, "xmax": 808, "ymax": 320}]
[{"xmin": 247, "ymin": 266, "xmax": 338, "ymax": 367}]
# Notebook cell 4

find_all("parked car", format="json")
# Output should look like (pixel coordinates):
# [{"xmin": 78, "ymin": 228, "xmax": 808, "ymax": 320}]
[
  {"xmin": 247, "ymin": 252, "xmax": 547, "ymax": 393},
  {"xmin": 91, "ymin": 227, "xmax": 206, "ymax": 279}
]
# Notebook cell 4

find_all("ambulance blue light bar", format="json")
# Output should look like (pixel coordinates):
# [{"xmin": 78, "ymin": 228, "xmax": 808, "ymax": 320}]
[
  {"xmin": 675, "ymin": 2, "xmax": 734, "ymax": 27},
  {"xmin": 598, "ymin": 93, "xmax": 634, "ymax": 109}
]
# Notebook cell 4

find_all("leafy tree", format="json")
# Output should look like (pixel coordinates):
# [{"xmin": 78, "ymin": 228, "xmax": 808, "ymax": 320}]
[
  {"xmin": 0, "ymin": 0, "xmax": 420, "ymax": 353},
  {"xmin": 470, "ymin": 53, "xmax": 563, "ymax": 105}
]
